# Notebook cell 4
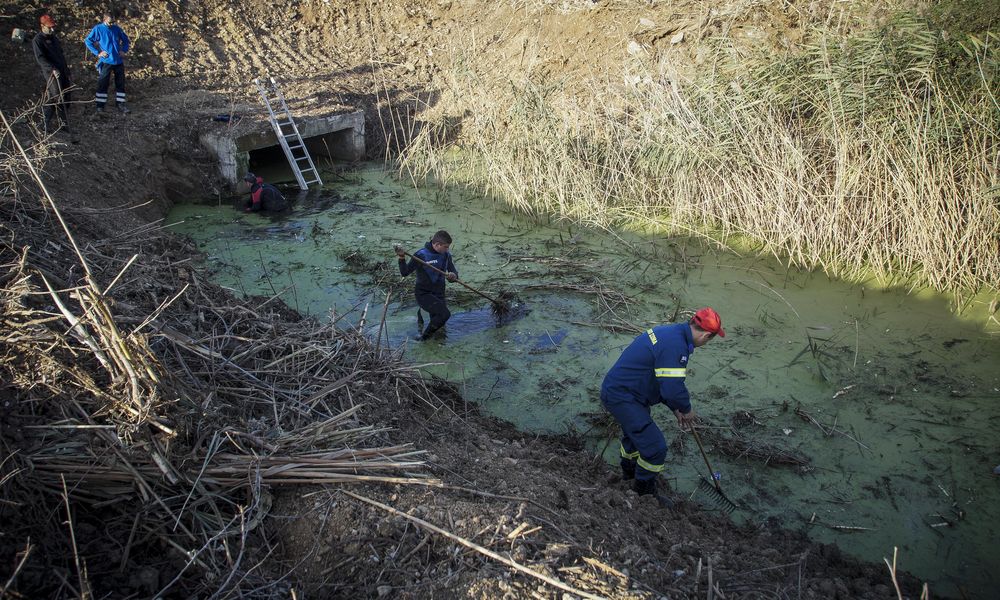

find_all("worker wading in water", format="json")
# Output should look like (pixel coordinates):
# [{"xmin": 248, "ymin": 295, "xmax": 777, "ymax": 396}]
[
  {"xmin": 601, "ymin": 307, "xmax": 725, "ymax": 508},
  {"xmin": 242, "ymin": 172, "xmax": 288, "ymax": 212},
  {"xmin": 396, "ymin": 230, "xmax": 459, "ymax": 341}
]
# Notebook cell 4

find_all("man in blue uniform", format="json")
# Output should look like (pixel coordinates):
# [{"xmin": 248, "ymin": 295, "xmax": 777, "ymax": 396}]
[
  {"xmin": 84, "ymin": 11, "xmax": 131, "ymax": 113},
  {"xmin": 601, "ymin": 307, "xmax": 725, "ymax": 507},
  {"xmin": 396, "ymin": 231, "xmax": 458, "ymax": 340}
]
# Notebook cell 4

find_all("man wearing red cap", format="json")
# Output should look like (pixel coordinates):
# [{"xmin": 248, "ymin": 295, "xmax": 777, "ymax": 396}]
[
  {"xmin": 32, "ymin": 14, "xmax": 73, "ymax": 134},
  {"xmin": 600, "ymin": 307, "xmax": 725, "ymax": 507}
]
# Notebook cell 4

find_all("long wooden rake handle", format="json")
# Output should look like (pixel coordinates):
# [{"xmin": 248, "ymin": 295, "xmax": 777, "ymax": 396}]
[
  {"xmin": 690, "ymin": 425, "xmax": 725, "ymax": 495},
  {"xmin": 395, "ymin": 248, "xmax": 503, "ymax": 306}
]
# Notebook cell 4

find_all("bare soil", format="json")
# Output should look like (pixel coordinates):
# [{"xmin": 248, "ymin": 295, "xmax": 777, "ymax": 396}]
[{"xmin": 1, "ymin": 0, "xmax": 932, "ymax": 597}]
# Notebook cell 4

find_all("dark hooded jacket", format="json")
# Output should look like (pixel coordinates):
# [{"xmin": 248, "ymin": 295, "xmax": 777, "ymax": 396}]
[
  {"xmin": 246, "ymin": 177, "xmax": 287, "ymax": 212},
  {"xmin": 32, "ymin": 31, "xmax": 70, "ymax": 79},
  {"xmin": 398, "ymin": 241, "xmax": 458, "ymax": 294}
]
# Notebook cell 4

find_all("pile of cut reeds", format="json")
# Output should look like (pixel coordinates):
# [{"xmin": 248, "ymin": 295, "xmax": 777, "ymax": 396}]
[{"xmin": 0, "ymin": 110, "xmax": 440, "ymax": 598}]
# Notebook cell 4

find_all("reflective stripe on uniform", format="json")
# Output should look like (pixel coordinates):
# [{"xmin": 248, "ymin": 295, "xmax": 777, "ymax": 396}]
[
  {"xmin": 655, "ymin": 367, "xmax": 686, "ymax": 378},
  {"xmin": 637, "ymin": 456, "xmax": 665, "ymax": 473},
  {"xmin": 646, "ymin": 329, "xmax": 657, "ymax": 345},
  {"xmin": 620, "ymin": 445, "xmax": 640, "ymax": 460},
  {"xmin": 622, "ymin": 444, "xmax": 664, "ymax": 473}
]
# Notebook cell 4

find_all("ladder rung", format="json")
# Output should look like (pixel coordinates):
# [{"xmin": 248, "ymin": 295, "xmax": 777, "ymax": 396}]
[{"xmin": 259, "ymin": 78, "xmax": 319, "ymax": 190}]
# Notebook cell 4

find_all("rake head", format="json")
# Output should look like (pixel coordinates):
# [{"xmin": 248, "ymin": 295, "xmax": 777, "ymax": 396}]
[
  {"xmin": 697, "ymin": 477, "xmax": 738, "ymax": 514},
  {"xmin": 490, "ymin": 299, "xmax": 510, "ymax": 318},
  {"xmin": 490, "ymin": 291, "xmax": 530, "ymax": 324}
]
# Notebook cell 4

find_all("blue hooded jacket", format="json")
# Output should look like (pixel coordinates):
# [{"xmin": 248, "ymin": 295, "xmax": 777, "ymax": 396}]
[
  {"xmin": 601, "ymin": 322, "xmax": 694, "ymax": 413},
  {"xmin": 399, "ymin": 241, "xmax": 458, "ymax": 293},
  {"xmin": 85, "ymin": 22, "xmax": 130, "ymax": 66}
]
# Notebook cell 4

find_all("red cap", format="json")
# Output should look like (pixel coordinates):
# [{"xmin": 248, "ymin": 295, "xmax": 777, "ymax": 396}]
[
  {"xmin": 692, "ymin": 307, "xmax": 725, "ymax": 337},
  {"xmin": 40, "ymin": 14, "xmax": 56, "ymax": 27}
]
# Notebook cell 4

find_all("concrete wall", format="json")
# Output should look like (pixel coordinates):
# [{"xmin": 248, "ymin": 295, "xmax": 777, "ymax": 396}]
[{"xmin": 199, "ymin": 111, "xmax": 365, "ymax": 185}]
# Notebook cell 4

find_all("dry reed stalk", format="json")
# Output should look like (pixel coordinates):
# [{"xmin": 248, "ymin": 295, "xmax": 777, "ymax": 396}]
[
  {"xmin": 60, "ymin": 475, "xmax": 92, "ymax": 600},
  {"xmin": 345, "ymin": 491, "xmax": 607, "ymax": 600}
]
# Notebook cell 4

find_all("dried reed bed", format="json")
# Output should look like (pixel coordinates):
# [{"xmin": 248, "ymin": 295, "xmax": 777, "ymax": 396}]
[
  {"xmin": 0, "ymin": 112, "xmax": 440, "ymax": 597},
  {"xmin": 400, "ymin": 16, "xmax": 1000, "ymax": 298}
]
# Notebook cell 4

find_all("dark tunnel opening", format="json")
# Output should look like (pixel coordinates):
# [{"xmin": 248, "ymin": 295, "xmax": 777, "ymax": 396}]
[{"xmin": 247, "ymin": 129, "xmax": 359, "ymax": 187}]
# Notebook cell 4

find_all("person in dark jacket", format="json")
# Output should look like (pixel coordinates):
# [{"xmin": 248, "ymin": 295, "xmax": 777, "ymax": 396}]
[
  {"xmin": 32, "ymin": 14, "xmax": 72, "ymax": 134},
  {"xmin": 84, "ymin": 11, "xmax": 130, "ymax": 113},
  {"xmin": 243, "ymin": 172, "xmax": 288, "ymax": 212},
  {"xmin": 396, "ymin": 230, "xmax": 459, "ymax": 340},
  {"xmin": 601, "ymin": 307, "xmax": 725, "ymax": 508}
]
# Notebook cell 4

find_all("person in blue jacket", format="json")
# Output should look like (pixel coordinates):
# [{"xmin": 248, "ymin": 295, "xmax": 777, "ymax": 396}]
[
  {"xmin": 601, "ymin": 307, "xmax": 725, "ymax": 507},
  {"xmin": 84, "ymin": 11, "xmax": 130, "ymax": 113},
  {"xmin": 395, "ymin": 231, "xmax": 459, "ymax": 340}
]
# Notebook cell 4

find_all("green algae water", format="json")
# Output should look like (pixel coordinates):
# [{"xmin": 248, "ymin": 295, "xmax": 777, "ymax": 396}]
[{"xmin": 168, "ymin": 165, "xmax": 1000, "ymax": 597}]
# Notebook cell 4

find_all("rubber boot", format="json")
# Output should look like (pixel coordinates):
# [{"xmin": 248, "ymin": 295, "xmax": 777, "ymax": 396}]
[
  {"xmin": 414, "ymin": 324, "xmax": 440, "ymax": 341},
  {"xmin": 412, "ymin": 310, "xmax": 425, "ymax": 340},
  {"xmin": 634, "ymin": 478, "xmax": 674, "ymax": 509},
  {"xmin": 620, "ymin": 459, "xmax": 636, "ymax": 481}
]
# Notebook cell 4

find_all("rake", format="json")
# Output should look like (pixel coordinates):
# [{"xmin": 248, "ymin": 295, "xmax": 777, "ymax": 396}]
[
  {"xmin": 394, "ymin": 245, "xmax": 513, "ymax": 317},
  {"xmin": 690, "ymin": 425, "xmax": 738, "ymax": 513}
]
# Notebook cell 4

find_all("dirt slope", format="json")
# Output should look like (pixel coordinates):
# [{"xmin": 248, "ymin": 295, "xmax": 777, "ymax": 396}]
[{"xmin": 1, "ymin": 0, "xmax": 932, "ymax": 598}]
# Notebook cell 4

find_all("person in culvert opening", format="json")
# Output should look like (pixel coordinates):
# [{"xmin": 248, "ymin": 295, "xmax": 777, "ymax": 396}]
[
  {"xmin": 243, "ymin": 172, "xmax": 288, "ymax": 212},
  {"xmin": 396, "ymin": 230, "xmax": 459, "ymax": 341},
  {"xmin": 32, "ymin": 14, "xmax": 73, "ymax": 135},
  {"xmin": 601, "ymin": 307, "xmax": 726, "ymax": 508}
]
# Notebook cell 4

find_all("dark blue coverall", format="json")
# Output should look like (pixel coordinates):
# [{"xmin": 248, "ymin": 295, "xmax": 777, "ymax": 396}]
[
  {"xmin": 398, "ymin": 242, "xmax": 458, "ymax": 338},
  {"xmin": 601, "ymin": 323, "xmax": 695, "ymax": 482}
]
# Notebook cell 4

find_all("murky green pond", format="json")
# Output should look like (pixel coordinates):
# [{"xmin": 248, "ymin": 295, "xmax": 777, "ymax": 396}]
[{"xmin": 168, "ymin": 164, "xmax": 1000, "ymax": 597}]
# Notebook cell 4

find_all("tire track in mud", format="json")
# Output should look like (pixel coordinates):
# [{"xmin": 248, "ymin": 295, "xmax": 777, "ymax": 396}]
[
  {"xmin": 243, "ymin": 7, "xmax": 320, "ymax": 79},
  {"xmin": 216, "ymin": 19, "xmax": 268, "ymax": 76},
  {"xmin": 224, "ymin": 5, "xmax": 336, "ymax": 85},
  {"xmin": 184, "ymin": 0, "xmax": 225, "ymax": 74},
  {"xmin": 289, "ymin": 15, "xmax": 335, "ymax": 73},
  {"xmin": 199, "ymin": 0, "xmax": 275, "ymax": 79}
]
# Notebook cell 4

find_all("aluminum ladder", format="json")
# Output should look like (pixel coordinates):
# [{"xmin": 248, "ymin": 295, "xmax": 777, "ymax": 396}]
[{"xmin": 253, "ymin": 76, "xmax": 322, "ymax": 191}]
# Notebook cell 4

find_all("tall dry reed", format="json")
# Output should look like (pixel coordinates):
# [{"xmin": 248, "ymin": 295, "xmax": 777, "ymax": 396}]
[{"xmin": 400, "ymin": 16, "xmax": 1000, "ymax": 297}]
